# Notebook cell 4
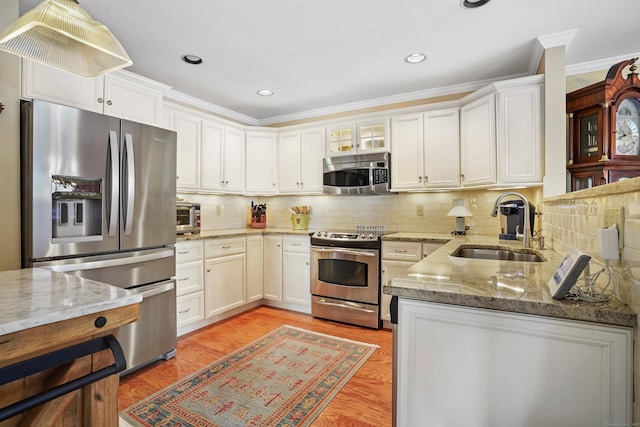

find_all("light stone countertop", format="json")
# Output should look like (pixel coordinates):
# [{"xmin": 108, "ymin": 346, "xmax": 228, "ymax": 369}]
[
  {"xmin": 177, "ymin": 227, "xmax": 315, "ymax": 242},
  {"xmin": 382, "ymin": 233, "xmax": 637, "ymax": 328},
  {"xmin": 0, "ymin": 268, "xmax": 142, "ymax": 336}
]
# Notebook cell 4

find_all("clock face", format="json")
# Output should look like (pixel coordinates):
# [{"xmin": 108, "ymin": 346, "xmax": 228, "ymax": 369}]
[{"xmin": 616, "ymin": 98, "xmax": 640, "ymax": 155}]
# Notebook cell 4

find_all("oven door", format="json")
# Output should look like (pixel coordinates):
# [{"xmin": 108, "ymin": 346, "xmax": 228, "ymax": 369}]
[{"xmin": 310, "ymin": 246, "xmax": 379, "ymax": 305}]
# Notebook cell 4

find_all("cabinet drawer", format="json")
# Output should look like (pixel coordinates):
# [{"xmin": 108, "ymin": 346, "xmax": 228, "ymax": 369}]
[
  {"xmin": 283, "ymin": 236, "xmax": 310, "ymax": 253},
  {"xmin": 205, "ymin": 237, "xmax": 246, "ymax": 258},
  {"xmin": 382, "ymin": 241, "xmax": 422, "ymax": 261},
  {"xmin": 177, "ymin": 291, "xmax": 204, "ymax": 327},
  {"xmin": 176, "ymin": 240, "xmax": 204, "ymax": 263},
  {"xmin": 175, "ymin": 260, "xmax": 203, "ymax": 296}
]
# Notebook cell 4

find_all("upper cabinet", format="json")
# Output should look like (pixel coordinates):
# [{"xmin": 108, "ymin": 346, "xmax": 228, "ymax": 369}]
[
  {"xmin": 460, "ymin": 93, "xmax": 497, "ymax": 187},
  {"xmin": 567, "ymin": 58, "xmax": 640, "ymax": 190},
  {"xmin": 22, "ymin": 60, "xmax": 164, "ymax": 126},
  {"xmin": 278, "ymin": 127, "xmax": 324, "ymax": 194},
  {"xmin": 391, "ymin": 108, "xmax": 460, "ymax": 191},
  {"xmin": 496, "ymin": 82, "xmax": 543, "ymax": 185},
  {"xmin": 166, "ymin": 104, "xmax": 245, "ymax": 194},
  {"xmin": 246, "ymin": 131, "xmax": 278, "ymax": 195},
  {"xmin": 326, "ymin": 118, "xmax": 389, "ymax": 156}
]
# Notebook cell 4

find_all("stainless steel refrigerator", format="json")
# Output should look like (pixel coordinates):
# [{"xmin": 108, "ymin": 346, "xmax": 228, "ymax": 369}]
[{"xmin": 21, "ymin": 100, "xmax": 178, "ymax": 374}]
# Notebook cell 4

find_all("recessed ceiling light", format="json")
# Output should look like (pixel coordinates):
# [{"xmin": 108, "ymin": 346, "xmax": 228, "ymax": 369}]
[
  {"xmin": 257, "ymin": 89, "xmax": 273, "ymax": 96},
  {"xmin": 181, "ymin": 54, "xmax": 203, "ymax": 65},
  {"xmin": 461, "ymin": 0, "xmax": 491, "ymax": 8},
  {"xmin": 405, "ymin": 53, "xmax": 426, "ymax": 64}
]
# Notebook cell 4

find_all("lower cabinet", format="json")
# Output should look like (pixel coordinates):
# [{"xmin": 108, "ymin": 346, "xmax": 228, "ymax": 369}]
[
  {"xmin": 176, "ymin": 241, "xmax": 205, "ymax": 332},
  {"xmin": 282, "ymin": 236, "xmax": 311, "ymax": 309},
  {"xmin": 396, "ymin": 298, "xmax": 633, "ymax": 427},
  {"xmin": 263, "ymin": 235, "xmax": 283, "ymax": 301},
  {"xmin": 263, "ymin": 235, "xmax": 311, "ymax": 313},
  {"xmin": 381, "ymin": 240, "xmax": 445, "ymax": 323},
  {"xmin": 246, "ymin": 235, "xmax": 264, "ymax": 302},
  {"xmin": 204, "ymin": 238, "xmax": 246, "ymax": 318}
]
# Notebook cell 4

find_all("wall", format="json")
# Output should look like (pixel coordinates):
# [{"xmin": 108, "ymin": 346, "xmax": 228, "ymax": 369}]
[
  {"xmin": 543, "ymin": 178, "xmax": 640, "ymax": 420},
  {"xmin": 0, "ymin": 2, "xmax": 22, "ymax": 271},
  {"xmin": 179, "ymin": 188, "xmax": 542, "ymax": 236}
]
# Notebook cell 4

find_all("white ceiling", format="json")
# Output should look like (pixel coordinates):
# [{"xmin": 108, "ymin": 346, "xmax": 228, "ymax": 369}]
[{"xmin": 17, "ymin": 0, "xmax": 640, "ymax": 125}]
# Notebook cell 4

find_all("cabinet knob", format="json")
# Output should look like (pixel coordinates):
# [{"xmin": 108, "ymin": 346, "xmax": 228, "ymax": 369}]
[
  {"xmin": 461, "ymin": 174, "xmax": 465, "ymax": 180},
  {"xmin": 97, "ymin": 97, "xmax": 104, "ymax": 103},
  {"xmin": 106, "ymin": 100, "xmax": 112, "ymax": 106},
  {"xmin": 424, "ymin": 176, "xmax": 428, "ymax": 182},
  {"xmin": 206, "ymin": 269, "xmax": 211, "ymax": 273},
  {"xmin": 418, "ymin": 176, "xmax": 422, "ymax": 182}
]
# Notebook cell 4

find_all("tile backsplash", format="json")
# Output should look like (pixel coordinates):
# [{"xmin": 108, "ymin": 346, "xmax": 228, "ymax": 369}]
[{"xmin": 178, "ymin": 188, "xmax": 542, "ymax": 236}]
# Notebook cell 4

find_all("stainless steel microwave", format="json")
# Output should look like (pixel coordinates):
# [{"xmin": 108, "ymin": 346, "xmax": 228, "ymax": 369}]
[
  {"xmin": 323, "ymin": 152, "xmax": 391, "ymax": 195},
  {"xmin": 176, "ymin": 202, "xmax": 201, "ymax": 234}
]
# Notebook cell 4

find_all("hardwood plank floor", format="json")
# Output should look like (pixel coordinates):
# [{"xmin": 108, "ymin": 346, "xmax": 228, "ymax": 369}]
[{"xmin": 118, "ymin": 306, "xmax": 393, "ymax": 426}]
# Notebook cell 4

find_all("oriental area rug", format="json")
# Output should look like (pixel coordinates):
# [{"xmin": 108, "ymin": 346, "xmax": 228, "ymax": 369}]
[{"xmin": 120, "ymin": 325, "xmax": 378, "ymax": 427}]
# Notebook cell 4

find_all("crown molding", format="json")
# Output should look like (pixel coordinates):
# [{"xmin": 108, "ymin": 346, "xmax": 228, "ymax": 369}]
[
  {"xmin": 529, "ymin": 29, "xmax": 578, "ymax": 75},
  {"xmin": 257, "ymin": 74, "xmax": 527, "ymax": 126},
  {"xmin": 163, "ymin": 89, "xmax": 259, "ymax": 126},
  {"xmin": 565, "ymin": 51, "xmax": 640, "ymax": 76}
]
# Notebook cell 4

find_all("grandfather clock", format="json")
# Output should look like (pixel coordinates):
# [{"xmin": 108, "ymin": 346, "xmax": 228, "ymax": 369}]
[{"xmin": 567, "ymin": 58, "xmax": 640, "ymax": 190}]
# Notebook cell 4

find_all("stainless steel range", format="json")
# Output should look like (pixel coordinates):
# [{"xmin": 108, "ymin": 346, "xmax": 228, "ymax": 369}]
[{"xmin": 310, "ymin": 230, "xmax": 382, "ymax": 329}]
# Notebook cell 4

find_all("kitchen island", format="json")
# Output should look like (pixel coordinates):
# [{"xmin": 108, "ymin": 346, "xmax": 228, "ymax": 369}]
[
  {"xmin": 0, "ymin": 268, "xmax": 141, "ymax": 427},
  {"xmin": 383, "ymin": 234, "xmax": 636, "ymax": 427}
]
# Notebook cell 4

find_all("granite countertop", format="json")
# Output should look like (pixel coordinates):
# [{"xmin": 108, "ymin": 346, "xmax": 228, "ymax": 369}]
[
  {"xmin": 177, "ymin": 227, "xmax": 315, "ymax": 242},
  {"xmin": 382, "ymin": 234, "xmax": 637, "ymax": 328},
  {"xmin": 0, "ymin": 268, "xmax": 142, "ymax": 336}
]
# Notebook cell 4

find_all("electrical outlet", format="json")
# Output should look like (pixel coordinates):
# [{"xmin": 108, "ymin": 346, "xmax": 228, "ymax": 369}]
[
  {"xmin": 417, "ymin": 205, "xmax": 424, "ymax": 216},
  {"xmin": 603, "ymin": 207, "xmax": 624, "ymax": 249}
]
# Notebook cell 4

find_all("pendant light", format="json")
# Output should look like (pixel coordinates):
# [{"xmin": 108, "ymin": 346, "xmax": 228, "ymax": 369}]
[{"xmin": 0, "ymin": 0, "xmax": 132, "ymax": 77}]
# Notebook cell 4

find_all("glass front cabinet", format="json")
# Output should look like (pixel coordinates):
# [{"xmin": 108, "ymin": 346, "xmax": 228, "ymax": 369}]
[
  {"xmin": 567, "ymin": 58, "xmax": 640, "ymax": 190},
  {"xmin": 326, "ymin": 119, "xmax": 389, "ymax": 156}
]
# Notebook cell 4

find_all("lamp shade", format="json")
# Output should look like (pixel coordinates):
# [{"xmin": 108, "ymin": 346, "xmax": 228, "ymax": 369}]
[
  {"xmin": 447, "ymin": 198, "xmax": 473, "ymax": 217},
  {"xmin": 0, "ymin": 0, "xmax": 132, "ymax": 77}
]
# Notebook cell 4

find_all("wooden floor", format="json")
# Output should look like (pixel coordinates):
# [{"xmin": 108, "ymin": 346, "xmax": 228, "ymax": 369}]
[{"xmin": 118, "ymin": 306, "xmax": 393, "ymax": 426}]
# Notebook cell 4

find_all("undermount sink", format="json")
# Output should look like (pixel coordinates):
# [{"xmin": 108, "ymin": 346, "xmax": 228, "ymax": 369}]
[{"xmin": 450, "ymin": 245, "xmax": 546, "ymax": 262}]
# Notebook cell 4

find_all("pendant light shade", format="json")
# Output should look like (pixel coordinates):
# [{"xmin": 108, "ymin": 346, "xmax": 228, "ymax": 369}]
[{"xmin": 0, "ymin": 0, "xmax": 132, "ymax": 77}]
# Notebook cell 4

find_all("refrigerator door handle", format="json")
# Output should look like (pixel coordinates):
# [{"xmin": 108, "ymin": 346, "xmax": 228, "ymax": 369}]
[
  {"xmin": 123, "ymin": 133, "xmax": 136, "ymax": 236},
  {"xmin": 45, "ymin": 249, "xmax": 175, "ymax": 273},
  {"xmin": 108, "ymin": 131, "xmax": 119, "ymax": 237}
]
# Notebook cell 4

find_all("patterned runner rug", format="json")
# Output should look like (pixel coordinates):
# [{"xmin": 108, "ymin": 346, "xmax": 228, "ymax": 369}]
[{"xmin": 120, "ymin": 325, "xmax": 378, "ymax": 427}]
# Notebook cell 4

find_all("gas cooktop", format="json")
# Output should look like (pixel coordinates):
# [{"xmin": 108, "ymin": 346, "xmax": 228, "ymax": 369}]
[{"xmin": 310, "ymin": 230, "xmax": 382, "ymax": 249}]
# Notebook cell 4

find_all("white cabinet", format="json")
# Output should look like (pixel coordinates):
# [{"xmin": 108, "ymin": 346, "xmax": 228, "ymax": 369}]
[
  {"xmin": 391, "ymin": 109, "xmax": 460, "ymax": 191},
  {"xmin": 278, "ymin": 127, "xmax": 324, "ymax": 194},
  {"xmin": 167, "ymin": 106, "xmax": 246, "ymax": 194},
  {"xmin": 496, "ymin": 82, "xmax": 543, "ymax": 184},
  {"xmin": 174, "ymin": 112, "xmax": 202, "ymax": 190},
  {"xmin": 222, "ymin": 127, "xmax": 246, "ymax": 194},
  {"xmin": 424, "ymin": 108, "xmax": 460, "ymax": 188},
  {"xmin": 201, "ymin": 121, "xmax": 245, "ymax": 194},
  {"xmin": 263, "ymin": 235, "xmax": 283, "ymax": 301},
  {"xmin": 175, "ymin": 241, "xmax": 205, "ymax": 333},
  {"xmin": 204, "ymin": 238, "xmax": 246, "ymax": 317},
  {"xmin": 246, "ymin": 235, "xmax": 264, "ymax": 303},
  {"xmin": 263, "ymin": 234, "xmax": 311, "ymax": 312},
  {"xmin": 460, "ymin": 93, "xmax": 497, "ymax": 187},
  {"xmin": 326, "ymin": 119, "xmax": 389, "ymax": 156},
  {"xmin": 381, "ymin": 241, "xmax": 445, "ymax": 322},
  {"xmin": 22, "ymin": 60, "xmax": 163, "ymax": 126},
  {"xmin": 245, "ymin": 131, "xmax": 278, "ymax": 194},
  {"xmin": 396, "ymin": 299, "xmax": 632, "ymax": 427},
  {"xmin": 282, "ymin": 236, "xmax": 311, "ymax": 310}
]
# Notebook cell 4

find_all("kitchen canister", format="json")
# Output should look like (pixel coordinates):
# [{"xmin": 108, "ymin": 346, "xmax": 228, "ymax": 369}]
[{"xmin": 291, "ymin": 214, "xmax": 310, "ymax": 230}]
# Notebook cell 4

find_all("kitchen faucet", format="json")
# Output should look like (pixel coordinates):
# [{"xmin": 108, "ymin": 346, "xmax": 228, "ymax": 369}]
[{"xmin": 490, "ymin": 191, "xmax": 532, "ymax": 248}]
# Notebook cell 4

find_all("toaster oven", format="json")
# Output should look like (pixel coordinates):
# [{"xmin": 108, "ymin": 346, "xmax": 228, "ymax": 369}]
[{"xmin": 176, "ymin": 202, "xmax": 201, "ymax": 234}]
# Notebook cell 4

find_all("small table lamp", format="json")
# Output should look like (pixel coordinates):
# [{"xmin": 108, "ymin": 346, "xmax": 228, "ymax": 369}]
[{"xmin": 448, "ymin": 198, "xmax": 473, "ymax": 235}]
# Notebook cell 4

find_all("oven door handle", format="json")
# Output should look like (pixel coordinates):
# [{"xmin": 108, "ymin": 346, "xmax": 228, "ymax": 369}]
[
  {"xmin": 311, "ymin": 247, "xmax": 378, "ymax": 257},
  {"xmin": 315, "ymin": 298, "xmax": 376, "ymax": 313}
]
